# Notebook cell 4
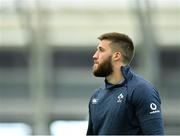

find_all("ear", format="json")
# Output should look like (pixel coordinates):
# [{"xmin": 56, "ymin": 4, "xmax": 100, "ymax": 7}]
[{"xmin": 112, "ymin": 52, "xmax": 122, "ymax": 61}]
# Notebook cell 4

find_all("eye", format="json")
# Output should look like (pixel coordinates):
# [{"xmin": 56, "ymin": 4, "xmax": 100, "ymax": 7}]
[{"xmin": 99, "ymin": 47, "xmax": 104, "ymax": 52}]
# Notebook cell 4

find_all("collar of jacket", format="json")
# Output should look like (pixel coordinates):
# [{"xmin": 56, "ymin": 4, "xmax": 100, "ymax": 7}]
[{"xmin": 103, "ymin": 65, "xmax": 133, "ymax": 90}]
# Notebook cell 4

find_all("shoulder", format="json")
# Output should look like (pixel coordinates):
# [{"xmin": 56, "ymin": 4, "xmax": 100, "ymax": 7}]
[
  {"xmin": 129, "ymin": 72, "xmax": 158, "ymax": 93},
  {"xmin": 135, "ymin": 76, "xmax": 159, "ymax": 97},
  {"xmin": 127, "ymin": 73, "xmax": 161, "ymax": 104}
]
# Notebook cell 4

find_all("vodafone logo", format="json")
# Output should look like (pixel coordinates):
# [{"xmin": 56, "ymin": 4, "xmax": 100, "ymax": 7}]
[
  {"xmin": 149, "ymin": 102, "xmax": 160, "ymax": 114},
  {"xmin": 150, "ymin": 103, "xmax": 157, "ymax": 110}
]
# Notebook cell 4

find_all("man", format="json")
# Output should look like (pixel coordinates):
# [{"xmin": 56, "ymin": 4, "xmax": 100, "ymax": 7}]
[{"xmin": 87, "ymin": 32, "xmax": 164, "ymax": 135}]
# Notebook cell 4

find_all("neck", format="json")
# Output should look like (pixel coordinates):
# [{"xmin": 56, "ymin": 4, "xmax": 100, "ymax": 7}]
[{"xmin": 105, "ymin": 68, "xmax": 124, "ymax": 85}]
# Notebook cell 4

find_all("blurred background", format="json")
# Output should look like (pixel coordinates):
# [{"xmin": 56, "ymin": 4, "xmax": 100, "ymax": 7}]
[{"xmin": 0, "ymin": 0, "xmax": 180, "ymax": 135}]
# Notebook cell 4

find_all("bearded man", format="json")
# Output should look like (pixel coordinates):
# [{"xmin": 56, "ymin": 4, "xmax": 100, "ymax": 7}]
[{"xmin": 87, "ymin": 32, "xmax": 164, "ymax": 135}]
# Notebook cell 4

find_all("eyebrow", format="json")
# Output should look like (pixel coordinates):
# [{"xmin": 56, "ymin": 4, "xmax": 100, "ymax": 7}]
[{"xmin": 97, "ymin": 46, "xmax": 105, "ymax": 51}]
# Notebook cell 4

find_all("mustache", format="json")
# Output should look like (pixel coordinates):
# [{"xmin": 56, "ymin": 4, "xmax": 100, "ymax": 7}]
[{"xmin": 93, "ymin": 60, "xmax": 98, "ymax": 64}]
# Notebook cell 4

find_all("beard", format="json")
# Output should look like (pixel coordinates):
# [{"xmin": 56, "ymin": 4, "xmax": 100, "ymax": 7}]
[{"xmin": 93, "ymin": 56, "xmax": 113, "ymax": 77}]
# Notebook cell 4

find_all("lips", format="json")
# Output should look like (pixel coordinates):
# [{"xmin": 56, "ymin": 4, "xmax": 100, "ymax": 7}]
[
  {"xmin": 93, "ymin": 60, "xmax": 98, "ymax": 64},
  {"xmin": 93, "ymin": 63, "xmax": 98, "ymax": 69},
  {"xmin": 93, "ymin": 63, "xmax": 98, "ymax": 67}
]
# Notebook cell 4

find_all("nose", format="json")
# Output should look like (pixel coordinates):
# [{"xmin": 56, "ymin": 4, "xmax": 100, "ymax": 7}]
[{"xmin": 93, "ymin": 50, "xmax": 98, "ymax": 60}]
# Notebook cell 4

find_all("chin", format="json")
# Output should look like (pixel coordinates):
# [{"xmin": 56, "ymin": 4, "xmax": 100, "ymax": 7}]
[
  {"xmin": 92, "ymin": 68, "xmax": 98, "ymax": 76},
  {"xmin": 92, "ymin": 69, "xmax": 97, "ymax": 75}
]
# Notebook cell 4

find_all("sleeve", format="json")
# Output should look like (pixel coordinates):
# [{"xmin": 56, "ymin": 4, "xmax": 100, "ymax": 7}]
[
  {"xmin": 87, "ymin": 101, "xmax": 94, "ymax": 135},
  {"xmin": 132, "ymin": 83, "xmax": 165, "ymax": 135}
]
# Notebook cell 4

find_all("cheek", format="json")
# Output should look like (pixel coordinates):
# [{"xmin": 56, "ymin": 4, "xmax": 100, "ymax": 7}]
[
  {"xmin": 99, "ymin": 54, "xmax": 106, "ymax": 61},
  {"xmin": 98, "ymin": 57, "xmax": 104, "ymax": 64},
  {"xmin": 100, "ymin": 54, "xmax": 110, "ymax": 62}
]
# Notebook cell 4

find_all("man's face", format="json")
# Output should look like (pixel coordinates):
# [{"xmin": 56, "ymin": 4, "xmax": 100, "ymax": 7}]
[{"xmin": 92, "ymin": 40, "xmax": 113, "ymax": 77}]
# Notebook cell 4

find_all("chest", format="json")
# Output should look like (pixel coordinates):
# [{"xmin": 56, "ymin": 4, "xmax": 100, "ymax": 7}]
[{"xmin": 90, "ymin": 88, "xmax": 129, "ymax": 125}]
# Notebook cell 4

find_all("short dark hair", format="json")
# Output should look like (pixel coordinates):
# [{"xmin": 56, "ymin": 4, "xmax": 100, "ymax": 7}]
[{"xmin": 98, "ymin": 32, "xmax": 135, "ymax": 65}]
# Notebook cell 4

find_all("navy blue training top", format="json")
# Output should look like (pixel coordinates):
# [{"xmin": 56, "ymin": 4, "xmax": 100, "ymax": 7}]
[{"xmin": 87, "ymin": 65, "xmax": 164, "ymax": 135}]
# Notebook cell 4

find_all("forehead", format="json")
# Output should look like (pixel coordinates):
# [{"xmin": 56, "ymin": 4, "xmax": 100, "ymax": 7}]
[{"xmin": 97, "ymin": 40, "xmax": 112, "ymax": 49}]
